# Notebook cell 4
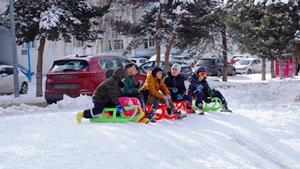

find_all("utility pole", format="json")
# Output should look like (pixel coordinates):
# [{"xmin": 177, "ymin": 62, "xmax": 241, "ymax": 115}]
[{"xmin": 9, "ymin": 0, "xmax": 19, "ymax": 97}]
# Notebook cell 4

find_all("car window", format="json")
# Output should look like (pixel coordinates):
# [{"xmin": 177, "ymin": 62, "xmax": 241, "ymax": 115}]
[
  {"xmin": 257, "ymin": 60, "xmax": 261, "ymax": 64},
  {"xmin": 239, "ymin": 60, "xmax": 251, "ymax": 65},
  {"xmin": 140, "ymin": 59, "xmax": 147, "ymax": 64},
  {"xmin": 50, "ymin": 60, "xmax": 88, "ymax": 72},
  {"xmin": 99, "ymin": 58, "xmax": 123, "ymax": 69},
  {"xmin": 198, "ymin": 59, "xmax": 214, "ymax": 65},
  {"xmin": 140, "ymin": 61, "xmax": 154, "ymax": 70},
  {"xmin": 0, "ymin": 68, "xmax": 13, "ymax": 75},
  {"xmin": 118, "ymin": 59, "xmax": 132, "ymax": 67},
  {"xmin": 6, "ymin": 68, "xmax": 13, "ymax": 75}
]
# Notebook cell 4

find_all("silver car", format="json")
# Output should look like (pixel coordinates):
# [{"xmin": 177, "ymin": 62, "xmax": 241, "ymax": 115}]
[{"xmin": 0, "ymin": 65, "xmax": 28, "ymax": 94}]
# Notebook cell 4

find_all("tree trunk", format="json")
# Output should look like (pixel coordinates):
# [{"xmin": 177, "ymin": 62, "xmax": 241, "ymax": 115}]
[
  {"xmin": 294, "ymin": 43, "xmax": 300, "ymax": 76},
  {"xmin": 279, "ymin": 57, "xmax": 284, "ymax": 79},
  {"xmin": 262, "ymin": 57, "xmax": 266, "ymax": 80},
  {"xmin": 154, "ymin": 4, "xmax": 162, "ymax": 66},
  {"xmin": 221, "ymin": 25, "xmax": 228, "ymax": 82},
  {"xmin": 270, "ymin": 57, "xmax": 275, "ymax": 78},
  {"xmin": 36, "ymin": 37, "xmax": 46, "ymax": 97},
  {"xmin": 165, "ymin": 13, "xmax": 184, "ymax": 72}
]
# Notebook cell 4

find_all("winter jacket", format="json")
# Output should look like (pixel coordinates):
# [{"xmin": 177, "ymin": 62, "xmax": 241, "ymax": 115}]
[
  {"xmin": 123, "ymin": 76, "xmax": 139, "ymax": 95},
  {"xmin": 92, "ymin": 68, "xmax": 127, "ymax": 105},
  {"xmin": 141, "ymin": 72, "xmax": 170, "ymax": 99},
  {"xmin": 187, "ymin": 77, "xmax": 214, "ymax": 97},
  {"xmin": 164, "ymin": 72, "xmax": 186, "ymax": 99}
]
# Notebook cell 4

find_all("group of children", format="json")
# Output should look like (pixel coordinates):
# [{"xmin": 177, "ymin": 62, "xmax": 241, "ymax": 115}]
[{"xmin": 76, "ymin": 63, "xmax": 231, "ymax": 124}]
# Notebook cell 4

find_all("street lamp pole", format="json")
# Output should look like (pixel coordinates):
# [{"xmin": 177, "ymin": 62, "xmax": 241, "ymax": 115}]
[{"xmin": 9, "ymin": 0, "xmax": 19, "ymax": 97}]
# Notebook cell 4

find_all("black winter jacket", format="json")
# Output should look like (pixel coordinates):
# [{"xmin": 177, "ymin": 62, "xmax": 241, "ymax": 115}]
[{"xmin": 164, "ymin": 72, "xmax": 186, "ymax": 99}]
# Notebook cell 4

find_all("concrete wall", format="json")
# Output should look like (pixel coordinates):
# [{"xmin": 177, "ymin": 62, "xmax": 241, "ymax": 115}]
[{"xmin": 0, "ymin": 26, "xmax": 12, "ymax": 65}]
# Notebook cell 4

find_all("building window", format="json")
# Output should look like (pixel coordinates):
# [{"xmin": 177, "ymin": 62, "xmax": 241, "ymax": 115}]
[
  {"xmin": 108, "ymin": 40, "xmax": 112, "ymax": 50},
  {"xmin": 144, "ymin": 39, "xmax": 148, "ymax": 49},
  {"xmin": 149, "ymin": 38, "xmax": 155, "ymax": 47},
  {"xmin": 73, "ymin": 37, "xmax": 84, "ymax": 47},
  {"xmin": 114, "ymin": 40, "xmax": 123, "ymax": 50}
]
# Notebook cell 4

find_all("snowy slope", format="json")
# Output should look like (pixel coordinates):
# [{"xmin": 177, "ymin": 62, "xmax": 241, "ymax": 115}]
[{"xmin": 0, "ymin": 74, "xmax": 300, "ymax": 169}]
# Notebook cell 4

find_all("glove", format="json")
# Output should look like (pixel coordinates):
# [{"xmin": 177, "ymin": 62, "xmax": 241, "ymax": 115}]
[
  {"xmin": 177, "ymin": 94, "xmax": 183, "ymax": 100},
  {"xmin": 171, "ymin": 87, "xmax": 178, "ymax": 93},
  {"xmin": 116, "ymin": 104, "xmax": 124, "ymax": 113}
]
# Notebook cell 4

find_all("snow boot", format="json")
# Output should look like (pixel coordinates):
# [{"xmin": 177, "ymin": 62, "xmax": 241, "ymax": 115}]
[
  {"xmin": 145, "ymin": 112, "xmax": 156, "ymax": 123},
  {"xmin": 173, "ymin": 110, "xmax": 187, "ymax": 119},
  {"xmin": 197, "ymin": 103, "xmax": 203, "ymax": 109},
  {"xmin": 221, "ymin": 104, "xmax": 232, "ymax": 113},
  {"xmin": 76, "ymin": 112, "xmax": 84, "ymax": 124},
  {"xmin": 166, "ymin": 108, "xmax": 172, "ymax": 115}
]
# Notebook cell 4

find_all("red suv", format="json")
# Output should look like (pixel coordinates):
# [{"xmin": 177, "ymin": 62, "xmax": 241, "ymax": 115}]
[{"xmin": 45, "ymin": 55, "xmax": 146, "ymax": 104}]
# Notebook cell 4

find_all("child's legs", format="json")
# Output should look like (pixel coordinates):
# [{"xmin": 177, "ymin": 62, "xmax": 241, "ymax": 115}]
[
  {"xmin": 195, "ymin": 91, "xmax": 205, "ymax": 106},
  {"xmin": 147, "ymin": 95, "xmax": 161, "ymax": 113},
  {"xmin": 83, "ymin": 102, "xmax": 106, "ymax": 118},
  {"xmin": 183, "ymin": 95, "xmax": 192, "ymax": 105},
  {"xmin": 165, "ymin": 98, "xmax": 177, "ymax": 110},
  {"xmin": 211, "ymin": 90, "xmax": 227, "ymax": 105}
]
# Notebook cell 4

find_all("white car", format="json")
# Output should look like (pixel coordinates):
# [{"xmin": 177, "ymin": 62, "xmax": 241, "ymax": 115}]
[
  {"xmin": 173, "ymin": 55, "xmax": 195, "ymax": 66},
  {"xmin": 130, "ymin": 57, "xmax": 148, "ymax": 67},
  {"xmin": 149, "ymin": 54, "xmax": 176, "ymax": 62},
  {"xmin": 235, "ymin": 58, "xmax": 262, "ymax": 74},
  {"xmin": 0, "ymin": 65, "xmax": 28, "ymax": 94}
]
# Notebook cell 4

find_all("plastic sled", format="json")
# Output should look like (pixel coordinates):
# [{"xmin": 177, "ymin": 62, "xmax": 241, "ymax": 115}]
[
  {"xmin": 146, "ymin": 103, "xmax": 180, "ymax": 121},
  {"xmin": 192, "ymin": 97, "xmax": 222, "ymax": 112},
  {"xmin": 90, "ymin": 97, "xmax": 149, "ymax": 123},
  {"xmin": 174, "ymin": 100, "xmax": 195, "ymax": 114}
]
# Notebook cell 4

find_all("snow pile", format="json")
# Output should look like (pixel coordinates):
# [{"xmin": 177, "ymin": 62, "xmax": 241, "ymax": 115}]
[{"xmin": 0, "ymin": 95, "xmax": 92, "ymax": 117}]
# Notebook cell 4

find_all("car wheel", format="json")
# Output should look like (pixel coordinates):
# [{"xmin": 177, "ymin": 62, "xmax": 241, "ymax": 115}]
[
  {"xmin": 217, "ymin": 70, "xmax": 222, "ymax": 77},
  {"xmin": 231, "ymin": 69, "xmax": 236, "ymax": 76},
  {"xmin": 247, "ymin": 69, "xmax": 252, "ymax": 74},
  {"xmin": 19, "ymin": 82, "xmax": 28, "ymax": 94}
]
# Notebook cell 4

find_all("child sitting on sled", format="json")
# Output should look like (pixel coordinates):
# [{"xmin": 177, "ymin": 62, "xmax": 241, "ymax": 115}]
[
  {"xmin": 187, "ymin": 67, "xmax": 231, "ymax": 112},
  {"xmin": 76, "ymin": 68, "xmax": 127, "ymax": 124},
  {"xmin": 140, "ymin": 67, "xmax": 183, "ymax": 122},
  {"xmin": 122, "ymin": 63, "xmax": 146, "ymax": 111},
  {"xmin": 164, "ymin": 63, "xmax": 192, "ymax": 104}
]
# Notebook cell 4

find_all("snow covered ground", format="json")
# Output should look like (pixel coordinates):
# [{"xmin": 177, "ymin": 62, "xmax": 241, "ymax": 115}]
[{"xmin": 0, "ymin": 74, "xmax": 300, "ymax": 169}]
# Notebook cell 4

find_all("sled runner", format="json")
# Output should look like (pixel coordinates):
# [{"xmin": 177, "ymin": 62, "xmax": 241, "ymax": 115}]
[{"xmin": 90, "ymin": 97, "xmax": 149, "ymax": 123}]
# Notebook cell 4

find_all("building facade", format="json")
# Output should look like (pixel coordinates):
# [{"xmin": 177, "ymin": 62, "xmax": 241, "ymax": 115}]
[{"xmin": 0, "ymin": 1, "xmax": 175, "ymax": 75}]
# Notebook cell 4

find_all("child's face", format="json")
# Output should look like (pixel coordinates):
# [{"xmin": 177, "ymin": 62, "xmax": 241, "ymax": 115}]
[
  {"xmin": 156, "ymin": 71, "xmax": 163, "ymax": 79},
  {"xmin": 171, "ymin": 67, "xmax": 180, "ymax": 76},
  {"xmin": 127, "ymin": 66, "xmax": 138, "ymax": 76},
  {"xmin": 198, "ymin": 72, "xmax": 206, "ymax": 81},
  {"xmin": 198, "ymin": 76, "xmax": 204, "ymax": 81}
]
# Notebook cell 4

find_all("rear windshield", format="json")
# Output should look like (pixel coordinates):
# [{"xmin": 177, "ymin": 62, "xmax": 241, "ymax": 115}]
[
  {"xmin": 50, "ymin": 60, "xmax": 88, "ymax": 72},
  {"xmin": 198, "ymin": 59, "xmax": 214, "ymax": 65}
]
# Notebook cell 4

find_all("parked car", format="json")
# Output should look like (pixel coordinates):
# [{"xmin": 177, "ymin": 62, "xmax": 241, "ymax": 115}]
[
  {"xmin": 235, "ymin": 58, "xmax": 262, "ymax": 74},
  {"xmin": 139, "ymin": 61, "xmax": 193, "ymax": 80},
  {"xmin": 194, "ymin": 58, "xmax": 236, "ymax": 76},
  {"xmin": 130, "ymin": 57, "xmax": 148, "ymax": 67},
  {"xmin": 149, "ymin": 54, "xmax": 177, "ymax": 62},
  {"xmin": 45, "ymin": 55, "xmax": 147, "ymax": 104},
  {"xmin": 173, "ymin": 55, "xmax": 195, "ymax": 66},
  {"xmin": 229, "ymin": 54, "xmax": 256, "ymax": 65},
  {"xmin": 0, "ymin": 65, "xmax": 28, "ymax": 95}
]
